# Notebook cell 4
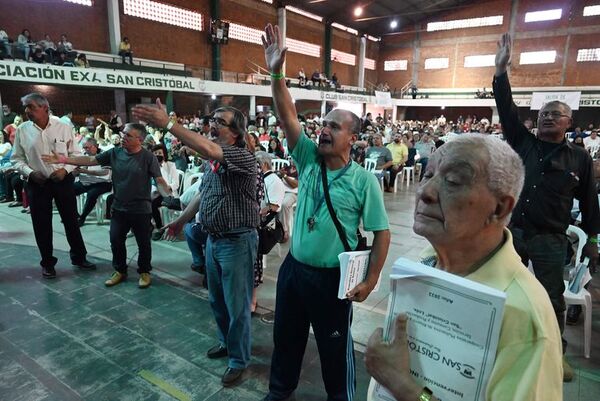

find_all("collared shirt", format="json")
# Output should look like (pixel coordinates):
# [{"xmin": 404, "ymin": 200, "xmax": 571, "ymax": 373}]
[
  {"xmin": 493, "ymin": 72, "xmax": 600, "ymax": 235},
  {"xmin": 420, "ymin": 229, "xmax": 563, "ymax": 401},
  {"xmin": 11, "ymin": 116, "xmax": 81, "ymax": 178},
  {"xmin": 198, "ymin": 145, "xmax": 259, "ymax": 233}
]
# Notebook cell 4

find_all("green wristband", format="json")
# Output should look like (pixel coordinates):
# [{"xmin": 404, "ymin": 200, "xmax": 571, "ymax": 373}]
[
  {"xmin": 588, "ymin": 237, "xmax": 598, "ymax": 244},
  {"xmin": 270, "ymin": 72, "xmax": 285, "ymax": 80}
]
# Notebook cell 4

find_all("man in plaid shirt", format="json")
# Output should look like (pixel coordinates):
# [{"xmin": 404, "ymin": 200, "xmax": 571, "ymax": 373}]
[{"xmin": 133, "ymin": 102, "xmax": 259, "ymax": 388}]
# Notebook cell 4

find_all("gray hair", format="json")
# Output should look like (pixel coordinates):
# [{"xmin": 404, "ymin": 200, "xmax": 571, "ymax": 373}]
[
  {"xmin": 83, "ymin": 137, "xmax": 98, "ymax": 147},
  {"xmin": 255, "ymin": 151, "xmax": 273, "ymax": 169},
  {"xmin": 448, "ymin": 134, "xmax": 525, "ymax": 223},
  {"xmin": 542, "ymin": 101, "xmax": 572, "ymax": 117},
  {"xmin": 21, "ymin": 93, "xmax": 49, "ymax": 108}
]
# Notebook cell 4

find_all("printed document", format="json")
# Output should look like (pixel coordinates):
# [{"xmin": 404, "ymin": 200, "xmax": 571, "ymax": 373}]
[{"xmin": 370, "ymin": 258, "xmax": 506, "ymax": 401}]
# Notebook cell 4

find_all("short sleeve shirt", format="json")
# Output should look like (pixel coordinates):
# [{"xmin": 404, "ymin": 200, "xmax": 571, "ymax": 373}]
[
  {"xmin": 96, "ymin": 147, "xmax": 161, "ymax": 214},
  {"xmin": 198, "ymin": 145, "xmax": 259, "ymax": 233},
  {"xmin": 290, "ymin": 134, "xmax": 389, "ymax": 267},
  {"xmin": 365, "ymin": 146, "xmax": 393, "ymax": 168},
  {"xmin": 386, "ymin": 142, "xmax": 408, "ymax": 165}
]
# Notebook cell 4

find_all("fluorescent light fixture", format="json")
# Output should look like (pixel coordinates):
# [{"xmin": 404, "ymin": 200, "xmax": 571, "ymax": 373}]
[
  {"xmin": 123, "ymin": 0, "xmax": 203, "ymax": 31},
  {"xmin": 287, "ymin": 38, "xmax": 321, "ymax": 58},
  {"xmin": 519, "ymin": 50, "xmax": 556, "ymax": 65},
  {"xmin": 63, "ymin": 0, "xmax": 93, "ymax": 5},
  {"xmin": 331, "ymin": 49, "xmax": 356, "ymax": 66},
  {"xmin": 332, "ymin": 22, "xmax": 358, "ymax": 35},
  {"xmin": 524, "ymin": 9, "xmax": 562, "ymax": 22},
  {"xmin": 285, "ymin": 6, "xmax": 322, "ymax": 21},
  {"xmin": 367, "ymin": 35, "xmax": 381, "ymax": 42},
  {"xmin": 390, "ymin": 20, "xmax": 398, "ymax": 29},
  {"xmin": 583, "ymin": 5, "xmax": 600, "ymax": 16},
  {"xmin": 365, "ymin": 58, "xmax": 376, "ymax": 70},
  {"xmin": 260, "ymin": 0, "xmax": 273, "ymax": 3},
  {"xmin": 211, "ymin": 94, "xmax": 217, "ymax": 100},
  {"xmin": 354, "ymin": 7, "xmax": 363, "ymax": 17},
  {"xmin": 229, "ymin": 23, "xmax": 263, "ymax": 45},
  {"xmin": 384, "ymin": 60, "xmax": 408, "ymax": 71},
  {"xmin": 577, "ymin": 48, "xmax": 600, "ymax": 62},
  {"xmin": 464, "ymin": 54, "xmax": 495, "ymax": 68},
  {"xmin": 427, "ymin": 15, "xmax": 503, "ymax": 32},
  {"xmin": 424, "ymin": 58, "xmax": 449, "ymax": 69}
]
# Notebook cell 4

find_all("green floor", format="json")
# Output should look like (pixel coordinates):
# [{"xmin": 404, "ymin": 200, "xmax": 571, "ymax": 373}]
[{"xmin": 0, "ymin": 243, "xmax": 370, "ymax": 401}]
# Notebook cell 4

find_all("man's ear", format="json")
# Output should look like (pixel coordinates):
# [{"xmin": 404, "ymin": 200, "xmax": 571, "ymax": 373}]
[{"xmin": 490, "ymin": 195, "xmax": 516, "ymax": 224}]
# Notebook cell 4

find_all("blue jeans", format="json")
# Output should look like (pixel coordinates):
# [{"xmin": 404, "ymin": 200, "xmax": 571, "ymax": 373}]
[
  {"xmin": 184, "ymin": 222, "xmax": 207, "ymax": 267},
  {"xmin": 206, "ymin": 229, "xmax": 258, "ymax": 369}
]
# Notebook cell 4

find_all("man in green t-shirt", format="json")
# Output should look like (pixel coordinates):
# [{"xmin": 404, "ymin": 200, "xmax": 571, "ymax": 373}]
[{"xmin": 261, "ymin": 24, "xmax": 391, "ymax": 401}]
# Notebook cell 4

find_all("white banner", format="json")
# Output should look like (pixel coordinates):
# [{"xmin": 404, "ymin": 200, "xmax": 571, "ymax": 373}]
[
  {"xmin": 530, "ymin": 91, "xmax": 581, "ymax": 110},
  {"xmin": 0, "ymin": 60, "xmax": 205, "ymax": 93},
  {"xmin": 374, "ymin": 90, "xmax": 393, "ymax": 107}
]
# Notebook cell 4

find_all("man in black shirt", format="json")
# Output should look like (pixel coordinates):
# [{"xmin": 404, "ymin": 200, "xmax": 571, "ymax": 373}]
[
  {"xmin": 493, "ymin": 33, "xmax": 600, "ymax": 382},
  {"xmin": 43, "ymin": 123, "xmax": 173, "ymax": 289}
]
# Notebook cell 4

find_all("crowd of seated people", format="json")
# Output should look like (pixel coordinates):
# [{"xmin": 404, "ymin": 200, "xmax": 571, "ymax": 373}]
[
  {"xmin": 0, "ymin": 28, "xmax": 86, "ymax": 66},
  {"xmin": 293, "ymin": 67, "xmax": 340, "ymax": 89},
  {"xmin": 0, "ymin": 28, "xmax": 133, "ymax": 68}
]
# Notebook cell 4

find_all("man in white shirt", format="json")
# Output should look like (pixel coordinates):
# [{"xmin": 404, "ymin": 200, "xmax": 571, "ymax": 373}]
[
  {"xmin": 73, "ymin": 138, "xmax": 112, "ymax": 226},
  {"xmin": 583, "ymin": 130, "xmax": 600, "ymax": 153},
  {"xmin": 11, "ymin": 93, "xmax": 95, "ymax": 278}
]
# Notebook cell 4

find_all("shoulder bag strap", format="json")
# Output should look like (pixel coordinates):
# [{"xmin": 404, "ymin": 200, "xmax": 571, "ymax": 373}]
[{"xmin": 321, "ymin": 161, "xmax": 352, "ymax": 252}]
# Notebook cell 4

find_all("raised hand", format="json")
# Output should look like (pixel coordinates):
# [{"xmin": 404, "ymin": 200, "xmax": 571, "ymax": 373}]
[
  {"xmin": 131, "ymin": 98, "xmax": 169, "ymax": 128},
  {"xmin": 495, "ymin": 33, "xmax": 511, "ymax": 76},
  {"xmin": 261, "ymin": 24, "xmax": 288, "ymax": 73}
]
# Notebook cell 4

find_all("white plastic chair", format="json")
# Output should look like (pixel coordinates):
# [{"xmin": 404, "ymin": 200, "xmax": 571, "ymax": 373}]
[
  {"xmin": 95, "ymin": 192, "xmax": 112, "ymax": 225},
  {"xmin": 364, "ymin": 159, "xmax": 377, "ymax": 172},
  {"xmin": 402, "ymin": 166, "xmax": 415, "ymax": 186},
  {"xmin": 564, "ymin": 225, "xmax": 592, "ymax": 358},
  {"xmin": 364, "ymin": 159, "xmax": 385, "ymax": 191},
  {"xmin": 183, "ymin": 172, "xmax": 203, "ymax": 192},
  {"xmin": 175, "ymin": 169, "xmax": 185, "ymax": 197},
  {"xmin": 393, "ymin": 169, "xmax": 404, "ymax": 193},
  {"xmin": 271, "ymin": 158, "xmax": 290, "ymax": 172}
]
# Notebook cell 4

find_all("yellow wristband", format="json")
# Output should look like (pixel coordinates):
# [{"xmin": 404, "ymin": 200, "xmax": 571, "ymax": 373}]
[{"xmin": 418, "ymin": 387, "xmax": 433, "ymax": 401}]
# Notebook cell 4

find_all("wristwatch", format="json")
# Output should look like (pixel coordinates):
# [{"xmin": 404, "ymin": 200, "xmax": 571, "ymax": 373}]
[
  {"xmin": 418, "ymin": 387, "xmax": 433, "ymax": 401},
  {"xmin": 165, "ymin": 121, "xmax": 174, "ymax": 131}
]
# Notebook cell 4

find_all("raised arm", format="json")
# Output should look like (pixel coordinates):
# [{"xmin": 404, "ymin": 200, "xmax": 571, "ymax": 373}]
[
  {"xmin": 262, "ymin": 24, "xmax": 301, "ymax": 152},
  {"xmin": 132, "ymin": 99, "xmax": 224, "ymax": 161},
  {"xmin": 493, "ymin": 33, "xmax": 529, "ymax": 147}
]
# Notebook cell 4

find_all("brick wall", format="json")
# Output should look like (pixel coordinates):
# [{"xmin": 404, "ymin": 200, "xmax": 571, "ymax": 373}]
[
  {"xmin": 379, "ymin": 0, "xmax": 600, "ymax": 89},
  {"xmin": 0, "ymin": 0, "xmax": 109, "ymax": 53}
]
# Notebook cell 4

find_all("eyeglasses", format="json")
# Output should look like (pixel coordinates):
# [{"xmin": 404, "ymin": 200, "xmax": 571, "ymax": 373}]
[
  {"xmin": 539, "ymin": 111, "xmax": 570, "ymax": 120},
  {"xmin": 209, "ymin": 117, "xmax": 232, "ymax": 128}
]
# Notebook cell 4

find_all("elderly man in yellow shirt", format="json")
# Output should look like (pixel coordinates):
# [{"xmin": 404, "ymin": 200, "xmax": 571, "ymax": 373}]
[
  {"xmin": 366, "ymin": 134, "xmax": 562, "ymax": 401},
  {"xmin": 385, "ymin": 133, "xmax": 408, "ymax": 191}
]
